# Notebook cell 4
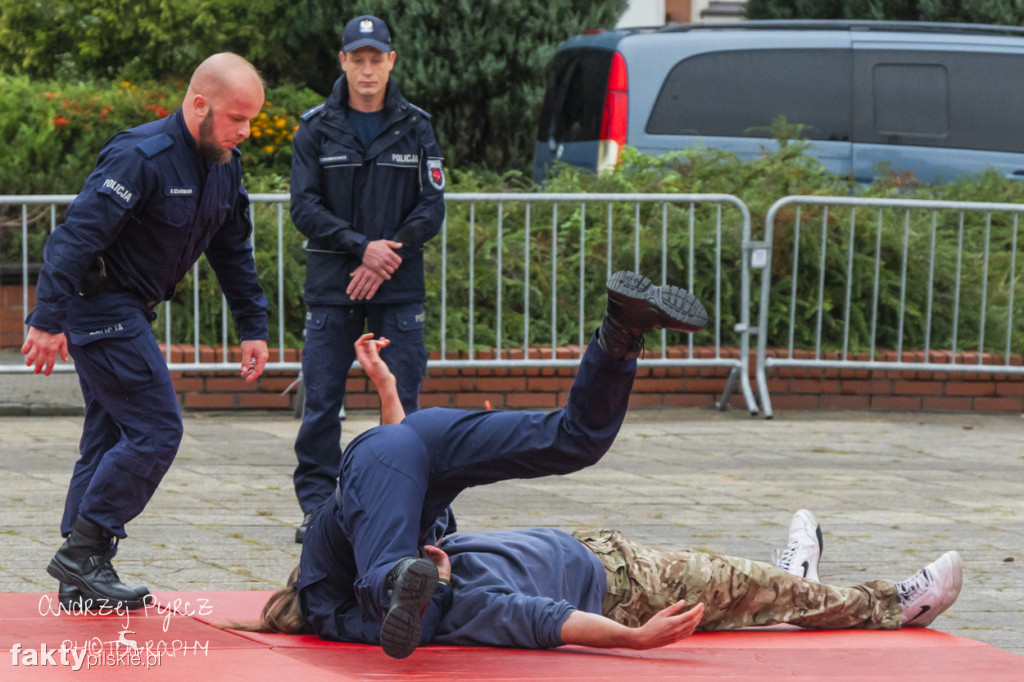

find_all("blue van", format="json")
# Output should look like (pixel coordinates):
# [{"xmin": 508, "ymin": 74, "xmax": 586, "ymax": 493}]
[{"xmin": 533, "ymin": 20, "xmax": 1024, "ymax": 184}]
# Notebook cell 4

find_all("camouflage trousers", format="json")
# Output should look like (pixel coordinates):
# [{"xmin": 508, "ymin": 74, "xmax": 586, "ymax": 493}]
[{"xmin": 573, "ymin": 529, "xmax": 902, "ymax": 631}]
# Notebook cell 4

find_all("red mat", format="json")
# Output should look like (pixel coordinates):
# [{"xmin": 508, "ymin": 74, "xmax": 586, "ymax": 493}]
[{"xmin": 2, "ymin": 591, "xmax": 1021, "ymax": 680}]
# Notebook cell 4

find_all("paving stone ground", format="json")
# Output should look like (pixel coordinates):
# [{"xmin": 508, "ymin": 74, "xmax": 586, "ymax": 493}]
[{"xmin": 1, "ymin": 390, "xmax": 1021, "ymax": 656}]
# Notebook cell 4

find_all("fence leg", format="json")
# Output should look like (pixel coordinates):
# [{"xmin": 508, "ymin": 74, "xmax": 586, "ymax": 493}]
[{"xmin": 716, "ymin": 367, "xmax": 740, "ymax": 412}]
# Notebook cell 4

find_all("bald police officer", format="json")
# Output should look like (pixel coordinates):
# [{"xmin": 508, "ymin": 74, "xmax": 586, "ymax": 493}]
[{"xmin": 22, "ymin": 53, "xmax": 271, "ymax": 609}]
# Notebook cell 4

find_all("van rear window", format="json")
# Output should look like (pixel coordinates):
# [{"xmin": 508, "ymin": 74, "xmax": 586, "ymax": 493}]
[
  {"xmin": 646, "ymin": 49, "xmax": 852, "ymax": 142},
  {"xmin": 536, "ymin": 48, "xmax": 613, "ymax": 143}
]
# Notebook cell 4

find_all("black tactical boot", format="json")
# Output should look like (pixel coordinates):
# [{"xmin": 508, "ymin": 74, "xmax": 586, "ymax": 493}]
[
  {"xmin": 379, "ymin": 557, "xmax": 438, "ymax": 659},
  {"xmin": 58, "ymin": 582, "xmax": 152, "ymax": 610},
  {"xmin": 599, "ymin": 271, "xmax": 708, "ymax": 360},
  {"xmin": 47, "ymin": 515, "xmax": 151, "ymax": 610}
]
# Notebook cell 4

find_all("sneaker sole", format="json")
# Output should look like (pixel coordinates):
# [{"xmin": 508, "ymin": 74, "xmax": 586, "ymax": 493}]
[
  {"xmin": 607, "ymin": 271, "xmax": 708, "ymax": 334},
  {"xmin": 380, "ymin": 560, "xmax": 438, "ymax": 659}
]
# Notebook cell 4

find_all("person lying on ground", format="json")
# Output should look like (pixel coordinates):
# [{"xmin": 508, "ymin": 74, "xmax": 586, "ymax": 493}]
[
  {"xmin": 242, "ymin": 508, "xmax": 962, "ymax": 653},
  {"xmin": 288, "ymin": 271, "xmax": 708, "ymax": 658}
]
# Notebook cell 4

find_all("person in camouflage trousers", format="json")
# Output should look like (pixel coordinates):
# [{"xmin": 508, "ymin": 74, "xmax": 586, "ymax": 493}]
[
  {"xmin": 566, "ymin": 508, "xmax": 961, "ymax": 641},
  {"xmin": 574, "ymin": 527, "xmax": 902, "ymax": 632},
  {"xmin": 249, "ymin": 508, "xmax": 962, "ymax": 654}
]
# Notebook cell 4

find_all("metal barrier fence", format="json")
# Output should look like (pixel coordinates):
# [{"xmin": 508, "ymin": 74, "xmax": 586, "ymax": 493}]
[
  {"xmin": 0, "ymin": 193, "xmax": 759, "ymax": 413},
  {"xmin": 752, "ymin": 195, "xmax": 1024, "ymax": 418}
]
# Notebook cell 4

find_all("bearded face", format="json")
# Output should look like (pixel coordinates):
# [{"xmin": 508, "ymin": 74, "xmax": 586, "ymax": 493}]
[{"xmin": 197, "ymin": 108, "xmax": 232, "ymax": 164}]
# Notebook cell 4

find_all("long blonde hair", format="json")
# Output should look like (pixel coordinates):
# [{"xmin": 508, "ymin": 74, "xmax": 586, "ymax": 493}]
[{"xmin": 229, "ymin": 563, "xmax": 311, "ymax": 634}]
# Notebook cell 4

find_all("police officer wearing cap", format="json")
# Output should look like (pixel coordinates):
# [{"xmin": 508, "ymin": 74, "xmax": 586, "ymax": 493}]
[
  {"xmin": 290, "ymin": 15, "xmax": 446, "ymax": 542},
  {"xmin": 21, "ymin": 53, "xmax": 271, "ymax": 609}
]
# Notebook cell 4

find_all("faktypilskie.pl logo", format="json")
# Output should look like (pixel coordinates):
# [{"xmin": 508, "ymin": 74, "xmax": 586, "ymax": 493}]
[{"xmin": 7, "ymin": 595, "xmax": 215, "ymax": 671}]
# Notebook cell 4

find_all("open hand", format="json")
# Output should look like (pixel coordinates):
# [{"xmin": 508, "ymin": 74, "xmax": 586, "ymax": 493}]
[
  {"xmin": 629, "ymin": 601, "xmax": 704, "ymax": 649},
  {"xmin": 21, "ymin": 326, "xmax": 68, "ymax": 376}
]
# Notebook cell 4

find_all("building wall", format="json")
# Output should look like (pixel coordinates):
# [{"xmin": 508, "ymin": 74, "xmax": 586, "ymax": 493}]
[{"xmin": 618, "ymin": 0, "xmax": 746, "ymax": 26}]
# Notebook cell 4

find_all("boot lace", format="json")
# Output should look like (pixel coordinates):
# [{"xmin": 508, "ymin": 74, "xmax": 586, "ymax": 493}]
[{"xmin": 87, "ymin": 537, "xmax": 124, "ymax": 582}]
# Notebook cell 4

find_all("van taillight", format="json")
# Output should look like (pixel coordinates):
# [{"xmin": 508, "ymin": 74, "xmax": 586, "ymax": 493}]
[{"xmin": 598, "ymin": 51, "xmax": 628, "ymax": 172}]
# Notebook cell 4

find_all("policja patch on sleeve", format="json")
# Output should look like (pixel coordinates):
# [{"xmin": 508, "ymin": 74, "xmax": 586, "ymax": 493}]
[
  {"xmin": 426, "ymin": 158, "xmax": 445, "ymax": 191},
  {"xmin": 97, "ymin": 176, "xmax": 139, "ymax": 209}
]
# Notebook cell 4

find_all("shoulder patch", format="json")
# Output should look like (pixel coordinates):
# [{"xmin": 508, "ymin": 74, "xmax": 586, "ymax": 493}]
[
  {"xmin": 135, "ymin": 133, "xmax": 174, "ymax": 159},
  {"xmin": 97, "ymin": 177, "xmax": 139, "ymax": 209},
  {"xmin": 300, "ymin": 103, "xmax": 327, "ymax": 122}
]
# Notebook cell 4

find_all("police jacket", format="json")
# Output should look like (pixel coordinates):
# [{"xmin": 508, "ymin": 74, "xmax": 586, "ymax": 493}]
[
  {"xmin": 290, "ymin": 77, "xmax": 445, "ymax": 305},
  {"xmin": 27, "ymin": 109, "xmax": 269, "ymax": 340}
]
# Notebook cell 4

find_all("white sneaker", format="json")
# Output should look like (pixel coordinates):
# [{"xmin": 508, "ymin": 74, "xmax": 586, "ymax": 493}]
[
  {"xmin": 771, "ymin": 509, "xmax": 822, "ymax": 582},
  {"xmin": 896, "ymin": 551, "xmax": 963, "ymax": 628}
]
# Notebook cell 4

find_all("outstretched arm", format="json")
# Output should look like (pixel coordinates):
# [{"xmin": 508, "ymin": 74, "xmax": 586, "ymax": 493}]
[
  {"xmin": 354, "ymin": 333, "xmax": 405, "ymax": 424},
  {"xmin": 559, "ymin": 601, "xmax": 704, "ymax": 650}
]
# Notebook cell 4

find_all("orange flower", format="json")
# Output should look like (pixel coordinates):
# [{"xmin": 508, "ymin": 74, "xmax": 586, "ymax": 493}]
[
  {"xmin": 146, "ymin": 104, "xmax": 170, "ymax": 118},
  {"xmin": 52, "ymin": 116, "xmax": 69, "ymax": 127}
]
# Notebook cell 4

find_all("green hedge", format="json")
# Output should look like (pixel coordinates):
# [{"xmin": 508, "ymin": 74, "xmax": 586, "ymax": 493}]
[
  {"xmin": 0, "ymin": 0, "xmax": 627, "ymax": 174},
  {"xmin": 157, "ymin": 144, "xmax": 1024, "ymax": 356},
  {"xmin": 0, "ymin": 74, "xmax": 322, "ymax": 196},
  {"xmin": 3, "ymin": 86, "xmax": 1022, "ymax": 355}
]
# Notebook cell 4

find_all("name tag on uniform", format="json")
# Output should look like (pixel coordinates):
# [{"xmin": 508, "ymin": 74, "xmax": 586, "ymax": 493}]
[
  {"xmin": 165, "ymin": 186, "xmax": 196, "ymax": 196},
  {"xmin": 320, "ymin": 154, "xmax": 352, "ymax": 164}
]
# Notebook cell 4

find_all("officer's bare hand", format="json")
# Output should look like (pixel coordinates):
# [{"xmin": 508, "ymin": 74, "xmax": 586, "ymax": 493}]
[
  {"xmin": 629, "ymin": 600, "xmax": 704, "ymax": 649},
  {"xmin": 21, "ymin": 326, "xmax": 69, "ymax": 376},
  {"xmin": 354, "ymin": 333, "xmax": 395, "ymax": 389},
  {"xmin": 422, "ymin": 545, "xmax": 451, "ymax": 582},
  {"xmin": 347, "ymin": 265, "xmax": 386, "ymax": 300},
  {"xmin": 361, "ymin": 239, "xmax": 403, "ymax": 278},
  {"xmin": 239, "ymin": 339, "xmax": 269, "ymax": 383}
]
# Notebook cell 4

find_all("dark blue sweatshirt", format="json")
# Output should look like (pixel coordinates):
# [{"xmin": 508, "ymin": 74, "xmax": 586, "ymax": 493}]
[
  {"xmin": 432, "ymin": 528, "xmax": 606, "ymax": 649},
  {"xmin": 297, "ymin": 517, "xmax": 606, "ymax": 649}
]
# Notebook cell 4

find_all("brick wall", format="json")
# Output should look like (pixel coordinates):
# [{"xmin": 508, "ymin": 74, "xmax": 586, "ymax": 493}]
[
  {"xmin": 167, "ymin": 344, "xmax": 1024, "ymax": 415},
  {"xmin": 0, "ymin": 284, "xmax": 33, "ymax": 348},
  {"xmin": 5, "ymin": 284, "xmax": 1020, "ymax": 413}
]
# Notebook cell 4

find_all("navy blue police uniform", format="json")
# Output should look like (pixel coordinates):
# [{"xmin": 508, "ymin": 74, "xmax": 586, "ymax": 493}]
[
  {"xmin": 296, "ymin": 333, "xmax": 635, "ymax": 637},
  {"xmin": 290, "ymin": 75, "xmax": 446, "ymax": 518},
  {"xmin": 27, "ymin": 108, "xmax": 268, "ymax": 539}
]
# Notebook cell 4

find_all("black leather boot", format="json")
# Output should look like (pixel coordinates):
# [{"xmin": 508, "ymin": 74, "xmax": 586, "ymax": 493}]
[
  {"xmin": 58, "ymin": 582, "xmax": 152, "ymax": 610},
  {"xmin": 379, "ymin": 557, "xmax": 438, "ymax": 659},
  {"xmin": 599, "ymin": 271, "xmax": 708, "ymax": 360},
  {"xmin": 47, "ymin": 515, "xmax": 150, "ymax": 610}
]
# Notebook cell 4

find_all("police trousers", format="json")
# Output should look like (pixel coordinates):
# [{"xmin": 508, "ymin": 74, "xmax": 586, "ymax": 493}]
[
  {"xmin": 61, "ymin": 292, "xmax": 183, "ymax": 538},
  {"xmin": 574, "ymin": 529, "xmax": 903, "ymax": 631},
  {"xmin": 294, "ymin": 302, "xmax": 427, "ymax": 513},
  {"xmin": 337, "ymin": 331, "xmax": 636, "ymax": 622}
]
